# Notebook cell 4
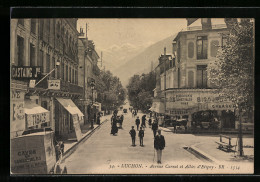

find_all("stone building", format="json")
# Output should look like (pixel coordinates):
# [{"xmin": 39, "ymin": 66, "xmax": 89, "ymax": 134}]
[
  {"xmin": 11, "ymin": 18, "xmax": 84, "ymax": 140},
  {"xmin": 152, "ymin": 18, "xmax": 249, "ymax": 131}
]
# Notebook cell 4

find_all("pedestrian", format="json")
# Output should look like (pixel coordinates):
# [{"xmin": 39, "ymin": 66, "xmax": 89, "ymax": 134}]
[
  {"xmin": 97, "ymin": 112, "xmax": 101, "ymax": 125},
  {"xmin": 60, "ymin": 141, "xmax": 64, "ymax": 154},
  {"xmin": 154, "ymin": 130, "xmax": 165, "ymax": 164},
  {"xmin": 132, "ymin": 110, "xmax": 135, "ymax": 118},
  {"xmin": 129, "ymin": 126, "xmax": 136, "ymax": 146},
  {"xmin": 135, "ymin": 116, "xmax": 140, "ymax": 130},
  {"xmin": 139, "ymin": 127, "xmax": 144, "ymax": 146},
  {"xmin": 120, "ymin": 114, "xmax": 124, "ymax": 128},
  {"xmin": 152, "ymin": 120, "xmax": 158, "ymax": 138},
  {"xmin": 110, "ymin": 113, "xmax": 118, "ymax": 135},
  {"xmin": 141, "ymin": 115, "xmax": 146, "ymax": 128},
  {"xmin": 148, "ymin": 117, "xmax": 152, "ymax": 127}
]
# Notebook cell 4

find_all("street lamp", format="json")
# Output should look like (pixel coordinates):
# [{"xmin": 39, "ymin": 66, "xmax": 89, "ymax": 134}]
[{"xmin": 90, "ymin": 80, "xmax": 95, "ymax": 129}]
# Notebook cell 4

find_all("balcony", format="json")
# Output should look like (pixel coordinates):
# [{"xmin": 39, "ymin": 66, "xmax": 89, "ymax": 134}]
[{"xmin": 35, "ymin": 78, "xmax": 83, "ymax": 95}]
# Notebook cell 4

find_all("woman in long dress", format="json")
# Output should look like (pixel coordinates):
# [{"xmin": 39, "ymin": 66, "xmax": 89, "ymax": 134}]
[{"xmin": 111, "ymin": 113, "xmax": 118, "ymax": 135}]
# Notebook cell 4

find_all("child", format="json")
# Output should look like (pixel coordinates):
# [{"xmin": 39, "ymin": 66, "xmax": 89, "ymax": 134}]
[{"xmin": 129, "ymin": 126, "xmax": 136, "ymax": 146}]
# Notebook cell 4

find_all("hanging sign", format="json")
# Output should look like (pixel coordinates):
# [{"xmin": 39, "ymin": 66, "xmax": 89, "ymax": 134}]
[
  {"xmin": 48, "ymin": 80, "xmax": 60, "ymax": 90},
  {"xmin": 29, "ymin": 80, "xmax": 36, "ymax": 88}
]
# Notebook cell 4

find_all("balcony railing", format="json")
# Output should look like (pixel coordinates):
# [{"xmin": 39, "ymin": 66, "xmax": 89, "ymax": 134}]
[{"xmin": 35, "ymin": 78, "xmax": 83, "ymax": 95}]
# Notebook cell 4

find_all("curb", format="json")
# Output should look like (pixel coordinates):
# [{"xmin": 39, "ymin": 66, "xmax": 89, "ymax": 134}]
[
  {"xmin": 189, "ymin": 144, "xmax": 220, "ymax": 164},
  {"xmin": 61, "ymin": 118, "xmax": 108, "ymax": 162}
]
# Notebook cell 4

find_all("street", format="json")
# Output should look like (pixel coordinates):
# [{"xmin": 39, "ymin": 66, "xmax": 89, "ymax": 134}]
[{"xmin": 62, "ymin": 110, "xmax": 205, "ymax": 174}]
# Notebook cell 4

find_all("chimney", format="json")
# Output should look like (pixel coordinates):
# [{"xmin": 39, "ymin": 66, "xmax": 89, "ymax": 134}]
[
  {"xmin": 79, "ymin": 27, "xmax": 85, "ymax": 37},
  {"xmin": 201, "ymin": 18, "xmax": 212, "ymax": 31}
]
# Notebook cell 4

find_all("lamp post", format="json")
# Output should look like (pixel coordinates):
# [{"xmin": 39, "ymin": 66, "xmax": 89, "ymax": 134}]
[{"xmin": 90, "ymin": 80, "xmax": 95, "ymax": 129}]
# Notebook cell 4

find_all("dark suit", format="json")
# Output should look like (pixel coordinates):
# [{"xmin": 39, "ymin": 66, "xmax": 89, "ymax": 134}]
[
  {"xmin": 129, "ymin": 129, "xmax": 136, "ymax": 146},
  {"xmin": 154, "ymin": 135, "xmax": 165, "ymax": 163},
  {"xmin": 135, "ymin": 119, "xmax": 140, "ymax": 130},
  {"xmin": 152, "ymin": 122, "xmax": 158, "ymax": 137},
  {"xmin": 138, "ymin": 130, "xmax": 144, "ymax": 146}
]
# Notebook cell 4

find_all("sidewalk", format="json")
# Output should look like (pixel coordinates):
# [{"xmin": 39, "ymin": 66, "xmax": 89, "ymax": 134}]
[
  {"xmin": 190, "ymin": 135, "xmax": 254, "ymax": 163},
  {"xmin": 62, "ymin": 114, "xmax": 111, "ymax": 160}
]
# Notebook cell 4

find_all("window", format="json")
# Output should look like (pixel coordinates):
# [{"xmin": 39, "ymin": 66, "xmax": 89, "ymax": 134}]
[
  {"xmin": 188, "ymin": 42, "xmax": 194, "ymax": 58},
  {"xmin": 210, "ymin": 40, "xmax": 219, "ymax": 57},
  {"xmin": 52, "ymin": 57, "xmax": 55, "ymax": 78},
  {"xmin": 222, "ymin": 36, "xmax": 228, "ymax": 47},
  {"xmin": 39, "ymin": 19, "xmax": 44, "ymax": 39},
  {"xmin": 17, "ymin": 36, "xmax": 24, "ymax": 66},
  {"xmin": 188, "ymin": 71, "xmax": 194, "ymax": 88},
  {"xmin": 46, "ymin": 19, "xmax": 50, "ymax": 42},
  {"xmin": 31, "ymin": 19, "xmax": 36, "ymax": 34},
  {"xmin": 39, "ymin": 50, "xmax": 43, "ymax": 67},
  {"xmin": 69, "ymin": 67, "xmax": 72, "ymax": 82},
  {"xmin": 66, "ymin": 65, "xmax": 68, "ymax": 81},
  {"xmin": 46, "ymin": 54, "xmax": 50, "ymax": 73},
  {"xmin": 197, "ymin": 36, "xmax": 208, "ymax": 59},
  {"xmin": 75, "ymin": 69, "xmax": 78, "ymax": 84},
  {"xmin": 178, "ymin": 68, "xmax": 180, "ymax": 88},
  {"xmin": 30, "ymin": 43, "xmax": 35, "ymax": 66},
  {"xmin": 197, "ymin": 65, "xmax": 207, "ymax": 88},
  {"xmin": 57, "ymin": 60, "xmax": 60, "ymax": 79},
  {"xmin": 61, "ymin": 62, "xmax": 64, "ymax": 80},
  {"xmin": 41, "ymin": 101, "xmax": 48, "ymax": 110},
  {"xmin": 177, "ymin": 41, "xmax": 181, "ymax": 62},
  {"xmin": 18, "ymin": 19, "xmax": 24, "ymax": 26}
]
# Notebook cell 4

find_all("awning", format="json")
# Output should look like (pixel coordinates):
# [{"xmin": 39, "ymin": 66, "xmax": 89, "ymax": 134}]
[
  {"xmin": 24, "ymin": 100, "xmax": 49, "ymax": 115},
  {"xmin": 56, "ymin": 98, "xmax": 84, "ymax": 117},
  {"xmin": 149, "ymin": 101, "xmax": 165, "ymax": 113}
]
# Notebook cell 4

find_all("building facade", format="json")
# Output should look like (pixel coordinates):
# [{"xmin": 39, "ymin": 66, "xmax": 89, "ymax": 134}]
[
  {"xmin": 152, "ymin": 18, "xmax": 253, "ymax": 131},
  {"xmin": 11, "ymin": 18, "xmax": 84, "ymax": 140}
]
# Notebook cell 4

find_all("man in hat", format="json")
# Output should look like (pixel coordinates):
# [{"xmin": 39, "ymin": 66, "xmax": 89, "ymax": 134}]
[
  {"xmin": 154, "ymin": 130, "xmax": 165, "ymax": 164},
  {"xmin": 129, "ymin": 126, "xmax": 136, "ymax": 146},
  {"xmin": 139, "ymin": 127, "xmax": 144, "ymax": 146},
  {"xmin": 151, "ymin": 120, "xmax": 158, "ymax": 138}
]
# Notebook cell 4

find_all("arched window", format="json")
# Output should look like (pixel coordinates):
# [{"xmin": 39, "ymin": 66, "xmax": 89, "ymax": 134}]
[{"xmin": 188, "ymin": 71, "xmax": 194, "ymax": 88}]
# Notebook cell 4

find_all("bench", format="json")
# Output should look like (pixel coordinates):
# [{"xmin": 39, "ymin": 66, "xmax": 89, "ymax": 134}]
[{"xmin": 215, "ymin": 135, "xmax": 234, "ymax": 152}]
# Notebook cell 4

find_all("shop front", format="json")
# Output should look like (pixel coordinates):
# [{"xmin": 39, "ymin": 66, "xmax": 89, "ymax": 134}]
[
  {"xmin": 55, "ymin": 98, "xmax": 84, "ymax": 141},
  {"xmin": 165, "ymin": 89, "xmax": 237, "ymax": 131}
]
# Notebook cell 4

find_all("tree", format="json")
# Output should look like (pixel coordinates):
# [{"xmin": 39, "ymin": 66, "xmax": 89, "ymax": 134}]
[
  {"xmin": 208, "ymin": 18, "xmax": 254, "ymax": 112},
  {"xmin": 127, "ymin": 71, "xmax": 156, "ymax": 112},
  {"xmin": 208, "ymin": 18, "xmax": 254, "ymax": 156}
]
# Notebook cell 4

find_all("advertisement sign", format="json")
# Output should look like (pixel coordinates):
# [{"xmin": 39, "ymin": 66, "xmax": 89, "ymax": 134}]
[
  {"xmin": 48, "ymin": 80, "xmax": 60, "ymax": 90},
  {"xmin": 166, "ymin": 90, "xmax": 235, "ymax": 111},
  {"xmin": 11, "ymin": 90, "xmax": 25, "ymax": 138},
  {"xmin": 12, "ymin": 66, "xmax": 41, "ymax": 80},
  {"xmin": 26, "ymin": 112, "xmax": 50, "ymax": 128},
  {"xmin": 29, "ymin": 80, "xmax": 36, "ymax": 88},
  {"xmin": 72, "ymin": 114, "xmax": 82, "ymax": 141}
]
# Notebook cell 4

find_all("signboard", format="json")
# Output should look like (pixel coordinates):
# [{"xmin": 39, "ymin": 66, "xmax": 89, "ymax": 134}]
[
  {"xmin": 26, "ymin": 112, "xmax": 50, "ymax": 128},
  {"xmin": 11, "ymin": 90, "xmax": 25, "ymax": 138},
  {"xmin": 29, "ymin": 80, "xmax": 36, "ymax": 88},
  {"xmin": 166, "ymin": 90, "xmax": 235, "ymax": 111},
  {"xmin": 12, "ymin": 66, "xmax": 41, "ymax": 80},
  {"xmin": 48, "ymin": 80, "xmax": 60, "ymax": 90},
  {"xmin": 72, "ymin": 114, "xmax": 82, "ymax": 141},
  {"xmin": 11, "ymin": 131, "xmax": 56, "ymax": 174}
]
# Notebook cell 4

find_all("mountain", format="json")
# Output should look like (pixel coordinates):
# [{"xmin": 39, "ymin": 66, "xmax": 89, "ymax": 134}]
[
  {"xmin": 113, "ymin": 34, "xmax": 177, "ymax": 87},
  {"xmin": 96, "ymin": 42, "xmax": 154, "ymax": 72}
]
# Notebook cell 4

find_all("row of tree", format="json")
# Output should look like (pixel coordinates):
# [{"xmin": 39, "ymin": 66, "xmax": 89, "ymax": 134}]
[
  {"xmin": 127, "ymin": 71, "xmax": 156, "ymax": 112},
  {"xmin": 95, "ymin": 70, "xmax": 126, "ymax": 112}
]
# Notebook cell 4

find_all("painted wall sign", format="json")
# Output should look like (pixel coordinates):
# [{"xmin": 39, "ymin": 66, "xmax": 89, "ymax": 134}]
[
  {"xmin": 12, "ymin": 66, "xmax": 41, "ymax": 79},
  {"xmin": 26, "ymin": 112, "xmax": 50, "ymax": 128},
  {"xmin": 48, "ymin": 80, "xmax": 60, "ymax": 90},
  {"xmin": 11, "ymin": 90, "xmax": 25, "ymax": 138}
]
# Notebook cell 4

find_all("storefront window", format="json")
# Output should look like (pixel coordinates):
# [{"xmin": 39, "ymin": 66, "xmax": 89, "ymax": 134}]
[{"xmin": 17, "ymin": 35, "xmax": 24, "ymax": 66}]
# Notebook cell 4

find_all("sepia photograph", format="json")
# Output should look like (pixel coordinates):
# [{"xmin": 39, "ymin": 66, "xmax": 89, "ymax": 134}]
[{"xmin": 10, "ymin": 15, "xmax": 254, "ymax": 174}]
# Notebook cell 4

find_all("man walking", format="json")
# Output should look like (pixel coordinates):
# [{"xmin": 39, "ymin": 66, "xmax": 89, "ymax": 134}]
[
  {"xmin": 129, "ymin": 126, "xmax": 136, "ymax": 146},
  {"xmin": 138, "ymin": 127, "xmax": 144, "ymax": 146},
  {"xmin": 141, "ymin": 115, "xmax": 146, "ymax": 129},
  {"xmin": 154, "ymin": 130, "xmax": 165, "ymax": 164},
  {"xmin": 151, "ymin": 120, "xmax": 158, "ymax": 137},
  {"xmin": 135, "ymin": 116, "xmax": 140, "ymax": 130}
]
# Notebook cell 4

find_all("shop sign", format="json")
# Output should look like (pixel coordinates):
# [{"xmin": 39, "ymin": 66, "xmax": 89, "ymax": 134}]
[
  {"xmin": 166, "ymin": 109, "xmax": 191, "ymax": 116},
  {"xmin": 12, "ymin": 66, "xmax": 41, "ymax": 80},
  {"xmin": 208, "ymin": 102, "xmax": 236, "ymax": 110},
  {"xmin": 26, "ymin": 112, "xmax": 50, "ymax": 128},
  {"xmin": 11, "ymin": 90, "xmax": 25, "ymax": 136},
  {"xmin": 48, "ymin": 80, "xmax": 60, "ymax": 90}
]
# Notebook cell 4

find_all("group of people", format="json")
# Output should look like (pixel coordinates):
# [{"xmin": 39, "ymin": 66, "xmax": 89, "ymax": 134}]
[
  {"xmin": 129, "ymin": 115, "xmax": 165, "ymax": 164},
  {"xmin": 110, "ymin": 110, "xmax": 124, "ymax": 135}
]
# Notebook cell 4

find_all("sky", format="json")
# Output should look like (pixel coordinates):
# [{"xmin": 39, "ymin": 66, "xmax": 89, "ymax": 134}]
[{"xmin": 77, "ymin": 18, "xmax": 187, "ymax": 52}]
